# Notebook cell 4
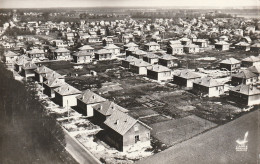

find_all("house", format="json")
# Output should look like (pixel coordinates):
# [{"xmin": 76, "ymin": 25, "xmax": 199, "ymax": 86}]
[
  {"xmin": 95, "ymin": 49, "xmax": 113, "ymax": 60},
  {"xmin": 229, "ymin": 84, "xmax": 260, "ymax": 106},
  {"xmin": 174, "ymin": 70, "xmax": 201, "ymax": 88},
  {"xmin": 248, "ymin": 65, "xmax": 260, "ymax": 79},
  {"xmin": 121, "ymin": 56, "xmax": 139, "ymax": 69},
  {"xmin": 21, "ymin": 62, "xmax": 38, "ymax": 79},
  {"xmin": 132, "ymin": 49, "xmax": 147, "ymax": 59},
  {"xmin": 42, "ymin": 71, "xmax": 63, "ymax": 81},
  {"xmin": 54, "ymin": 48, "xmax": 71, "ymax": 60},
  {"xmin": 129, "ymin": 59, "xmax": 152, "ymax": 75},
  {"xmin": 143, "ymin": 53, "xmax": 159, "ymax": 64},
  {"xmin": 219, "ymin": 58, "xmax": 241, "ymax": 71},
  {"xmin": 144, "ymin": 42, "xmax": 160, "ymax": 51},
  {"xmin": 215, "ymin": 41, "xmax": 230, "ymax": 51},
  {"xmin": 192, "ymin": 39, "xmax": 208, "ymax": 48},
  {"xmin": 158, "ymin": 54, "xmax": 178, "ymax": 68},
  {"xmin": 183, "ymin": 44, "xmax": 199, "ymax": 53},
  {"xmin": 72, "ymin": 51, "xmax": 92, "ymax": 64},
  {"xmin": 192, "ymin": 77, "xmax": 224, "ymax": 97},
  {"xmin": 103, "ymin": 110, "xmax": 152, "ymax": 151},
  {"xmin": 104, "ymin": 44, "xmax": 120, "ymax": 55},
  {"xmin": 34, "ymin": 65, "xmax": 53, "ymax": 83},
  {"xmin": 125, "ymin": 47, "xmax": 138, "ymax": 57},
  {"xmin": 92, "ymin": 100, "xmax": 128, "ymax": 123},
  {"xmin": 167, "ymin": 43, "xmax": 184, "ymax": 55},
  {"xmin": 231, "ymin": 70, "xmax": 258, "ymax": 86},
  {"xmin": 235, "ymin": 42, "xmax": 250, "ymax": 51},
  {"xmin": 88, "ymin": 36, "xmax": 100, "ymax": 43},
  {"xmin": 78, "ymin": 45, "xmax": 95, "ymax": 55},
  {"xmin": 179, "ymin": 38, "xmax": 192, "ymax": 45},
  {"xmin": 14, "ymin": 55, "xmax": 31, "ymax": 72},
  {"xmin": 123, "ymin": 42, "xmax": 139, "ymax": 51},
  {"xmin": 3, "ymin": 51, "xmax": 19, "ymax": 64},
  {"xmin": 76, "ymin": 90, "xmax": 106, "ymax": 117},
  {"xmin": 147, "ymin": 65, "xmax": 172, "ymax": 82},
  {"xmin": 43, "ymin": 78, "xmax": 65, "ymax": 98},
  {"xmin": 241, "ymin": 56, "xmax": 260, "ymax": 67},
  {"xmin": 53, "ymin": 84, "xmax": 81, "ymax": 107},
  {"xmin": 27, "ymin": 48, "xmax": 45, "ymax": 60},
  {"xmin": 250, "ymin": 43, "xmax": 260, "ymax": 52}
]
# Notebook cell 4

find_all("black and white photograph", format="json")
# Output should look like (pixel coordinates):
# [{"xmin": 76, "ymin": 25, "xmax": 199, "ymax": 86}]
[{"xmin": 0, "ymin": 0, "xmax": 259, "ymax": 163}]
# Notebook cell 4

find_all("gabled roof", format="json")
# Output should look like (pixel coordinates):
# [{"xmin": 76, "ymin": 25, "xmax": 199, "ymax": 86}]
[
  {"xmin": 232, "ymin": 70, "xmax": 257, "ymax": 79},
  {"xmin": 96, "ymin": 49, "xmax": 112, "ymax": 54},
  {"xmin": 77, "ymin": 90, "xmax": 106, "ymax": 104},
  {"xmin": 124, "ymin": 42, "xmax": 138, "ymax": 47},
  {"xmin": 215, "ymin": 41, "xmax": 229, "ymax": 45},
  {"xmin": 131, "ymin": 59, "xmax": 152, "ymax": 67},
  {"xmin": 145, "ymin": 53, "xmax": 159, "ymax": 59},
  {"xmin": 194, "ymin": 77, "xmax": 223, "ymax": 87},
  {"xmin": 78, "ymin": 45, "xmax": 94, "ymax": 51},
  {"xmin": 34, "ymin": 65, "xmax": 53, "ymax": 74},
  {"xmin": 175, "ymin": 69, "xmax": 201, "ymax": 79},
  {"xmin": 92, "ymin": 100, "xmax": 128, "ymax": 116},
  {"xmin": 126, "ymin": 46, "xmax": 138, "ymax": 52},
  {"xmin": 230, "ymin": 84, "xmax": 260, "ymax": 96},
  {"xmin": 184, "ymin": 44, "xmax": 199, "ymax": 48},
  {"xmin": 54, "ymin": 48, "xmax": 70, "ymax": 53},
  {"xmin": 160, "ymin": 54, "xmax": 178, "ymax": 60},
  {"xmin": 44, "ymin": 78, "xmax": 65, "ymax": 88},
  {"xmin": 220, "ymin": 58, "xmax": 240, "ymax": 65},
  {"xmin": 235, "ymin": 42, "xmax": 250, "ymax": 46},
  {"xmin": 54, "ymin": 83, "xmax": 81, "ymax": 96},
  {"xmin": 28, "ymin": 48, "xmax": 44, "ymax": 54},
  {"xmin": 145, "ymin": 42, "xmax": 159, "ymax": 46},
  {"xmin": 242, "ymin": 56, "xmax": 260, "ymax": 63},
  {"xmin": 15, "ymin": 55, "xmax": 31, "ymax": 65},
  {"xmin": 72, "ymin": 51, "xmax": 92, "ymax": 57},
  {"xmin": 133, "ymin": 49, "xmax": 147, "ymax": 55},
  {"xmin": 22, "ymin": 62, "xmax": 37, "ymax": 70},
  {"xmin": 104, "ymin": 110, "xmax": 151, "ymax": 135},
  {"xmin": 147, "ymin": 64, "xmax": 171, "ymax": 72},
  {"xmin": 251, "ymin": 43, "xmax": 260, "ymax": 48},
  {"xmin": 4, "ymin": 51, "xmax": 19, "ymax": 57},
  {"xmin": 43, "ymin": 71, "xmax": 63, "ymax": 80},
  {"xmin": 104, "ymin": 44, "xmax": 119, "ymax": 49},
  {"xmin": 248, "ymin": 65, "xmax": 260, "ymax": 74},
  {"xmin": 123, "ymin": 56, "xmax": 139, "ymax": 62}
]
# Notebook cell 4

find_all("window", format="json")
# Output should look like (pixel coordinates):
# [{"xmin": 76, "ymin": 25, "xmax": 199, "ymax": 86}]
[
  {"xmin": 134, "ymin": 125, "xmax": 139, "ymax": 132},
  {"xmin": 135, "ymin": 135, "xmax": 140, "ymax": 143},
  {"xmin": 147, "ymin": 133, "xmax": 150, "ymax": 138}
]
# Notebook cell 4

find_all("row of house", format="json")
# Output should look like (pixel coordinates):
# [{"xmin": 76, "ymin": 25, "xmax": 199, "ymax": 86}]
[{"xmin": 10, "ymin": 55, "xmax": 152, "ymax": 152}]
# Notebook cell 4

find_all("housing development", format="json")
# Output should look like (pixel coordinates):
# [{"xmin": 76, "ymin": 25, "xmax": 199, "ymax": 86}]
[{"xmin": 0, "ymin": 5, "xmax": 259, "ymax": 164}]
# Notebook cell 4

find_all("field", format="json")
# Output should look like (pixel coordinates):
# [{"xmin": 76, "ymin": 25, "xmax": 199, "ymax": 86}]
[
  {"xmin": 40, "ymin": 56, "xmax": 249, "ymax": 147},
  {"xmin": 138, "ymin": 109, "xmax": 259, "ymax": 164},
  {"xmin": 150, "ymin": 115, "xmax": 217, "ymax": 146}
]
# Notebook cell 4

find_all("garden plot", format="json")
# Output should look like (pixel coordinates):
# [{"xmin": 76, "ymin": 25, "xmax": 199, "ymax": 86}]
[{"xmin": 150, "ymin": 115, "xmax": 217, "ymax": 146}]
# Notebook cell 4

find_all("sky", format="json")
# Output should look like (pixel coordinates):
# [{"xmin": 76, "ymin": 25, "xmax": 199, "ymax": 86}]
[{"xmin": 0, "ymin": 0, "xmax": 259, "ymax": 8}]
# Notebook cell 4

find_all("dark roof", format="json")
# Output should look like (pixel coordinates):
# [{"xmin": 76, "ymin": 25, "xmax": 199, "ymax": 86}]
[
  {"xmin": 230, "ymin": 84, "xmax": 260, "ymax": 96},
  {"xmin": 232, "ymin": 70, "xmax": 257, "ymax": 79},
  {"xmin": 175, "ymin": 70, "xmax": 201, "ymax": 79},
  {"xmin": 92, "ymin": 100, "xmax": 128, "ymax": 116},
  {"xmin": 104, "ymin": 110, "xmax": 151, "ymax": 135},
  {"xmin": 194, "ymin": 77, "xmax": 223, "ymax": 87},
  {"xmin": 54, "ymin": 83, "xmax": 81, "ymax": 96},
  {"xmin": 77, "ymin": 90, "xmax": 106, "ymax": 104}
]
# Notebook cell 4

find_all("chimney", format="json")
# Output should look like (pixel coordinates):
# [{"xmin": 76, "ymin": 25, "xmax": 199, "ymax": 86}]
[{"xmin": 115, "ymin": 120, "xmax": 119, "ymax": 125}]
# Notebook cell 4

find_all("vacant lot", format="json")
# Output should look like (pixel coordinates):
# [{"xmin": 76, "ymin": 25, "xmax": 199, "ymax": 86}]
[
  {"xmin": 150, "ymin": 115, "xmax": 217, "ymax": 146},
  {"xmin": 138, "ymin": 109, "xmax": 259, "ymax": 164}
]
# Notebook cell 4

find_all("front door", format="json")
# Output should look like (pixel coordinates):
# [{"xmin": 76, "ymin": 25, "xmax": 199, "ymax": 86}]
[{"xmin": 135, "ymin": 135, "xmax": 140, "ymax": 143}]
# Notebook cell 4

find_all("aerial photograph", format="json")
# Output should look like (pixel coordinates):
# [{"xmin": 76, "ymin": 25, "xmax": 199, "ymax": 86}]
[{"xmin": 0, "ymin": 0, "xmax": 259, "ymax": 163}]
